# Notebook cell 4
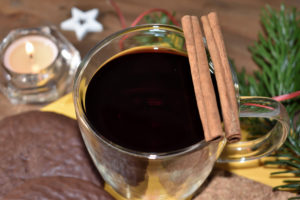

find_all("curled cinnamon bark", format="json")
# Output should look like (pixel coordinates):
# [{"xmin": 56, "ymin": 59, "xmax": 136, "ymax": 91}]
[
  {"xmin": 182, "ymin": 13, "xmax": 240, "ymax": 143},
  {"xmin": 182, "ymin": 15, "xmax": 223, "ymax": 142}
]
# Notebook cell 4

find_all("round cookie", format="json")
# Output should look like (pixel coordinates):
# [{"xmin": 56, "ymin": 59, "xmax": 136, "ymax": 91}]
[
  {"xmin": 0, "ymin": 111, "xmax": 103, "ymax": 197},
  {"xmin": 3, "ymin": 176, "xmax": 115, "ymax": 200}
]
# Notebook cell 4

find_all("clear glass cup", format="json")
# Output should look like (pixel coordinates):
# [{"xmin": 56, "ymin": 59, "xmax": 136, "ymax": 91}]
[{"xmin": 73, "ymin": 24, "xmax": 289, "ymax": 199}]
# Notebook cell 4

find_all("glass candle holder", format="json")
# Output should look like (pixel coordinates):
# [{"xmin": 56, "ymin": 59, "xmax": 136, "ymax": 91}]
[{"xmin": 0, "ymin": 26, "xmax": 80, "ymax": 104}]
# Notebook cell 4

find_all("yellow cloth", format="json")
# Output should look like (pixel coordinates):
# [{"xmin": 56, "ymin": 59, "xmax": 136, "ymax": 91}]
[
  {"xmin": 42, "ymin": 93, "xmax": 76, "ymax": 119},
  {"xmin": 42, "ymin": 93, "xmax": 297, "ymax": 192}
]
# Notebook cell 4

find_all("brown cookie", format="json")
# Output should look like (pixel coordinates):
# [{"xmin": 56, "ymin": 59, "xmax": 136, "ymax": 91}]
[
  {"xmin": 3, "ymin": 176, "xmax": 115, "ymax": 200},
  {"xmin": 0, "ymin": 111, "xmax": 103, "ymax": 197}
]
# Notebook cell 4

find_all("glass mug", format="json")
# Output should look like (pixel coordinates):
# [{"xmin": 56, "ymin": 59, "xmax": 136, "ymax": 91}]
[{"xmin": 73, "ymin": 24, "xmax": 289, "ymax": 200}]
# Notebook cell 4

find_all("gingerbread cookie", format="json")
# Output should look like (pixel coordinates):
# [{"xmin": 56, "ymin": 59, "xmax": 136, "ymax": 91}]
[
  {"xmin": 3, "ymin": 176, "xmax": 114, "ymax": 200},
  {"xmin": 0, "ymin": 111, "xmax": 103, "ymax": 197}
]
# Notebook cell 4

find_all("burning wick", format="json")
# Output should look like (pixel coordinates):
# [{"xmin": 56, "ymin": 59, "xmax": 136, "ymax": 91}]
[{"xmin": 25, "ymin": 41, "xmax": 34, "ymax": 59}]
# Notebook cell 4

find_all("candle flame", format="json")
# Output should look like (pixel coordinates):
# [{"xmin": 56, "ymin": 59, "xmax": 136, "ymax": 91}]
[{"xmin": 25, "ymin": 41, "xmax": 34, "ymax": 57}]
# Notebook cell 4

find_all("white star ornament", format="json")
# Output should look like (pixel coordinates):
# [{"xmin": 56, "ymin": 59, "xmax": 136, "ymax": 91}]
[{"xmin": 60, "ymin": 7, "xmax": 103, "ymax": 41}]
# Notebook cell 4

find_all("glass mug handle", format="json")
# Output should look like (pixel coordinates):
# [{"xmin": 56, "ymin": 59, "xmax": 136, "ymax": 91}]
[{"xmin": 218, "ymin": 96, "xmax": 290, "ymax": 163}]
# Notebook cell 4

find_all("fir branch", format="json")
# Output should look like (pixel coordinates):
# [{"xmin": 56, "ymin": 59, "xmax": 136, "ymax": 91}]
[
  {"xmin": 237, "ymin": 4, "xmax": 300, "ymax": 199},
  {"xmin": 244, "ymin": 4, "xmax": 300, "ymax": 97}
]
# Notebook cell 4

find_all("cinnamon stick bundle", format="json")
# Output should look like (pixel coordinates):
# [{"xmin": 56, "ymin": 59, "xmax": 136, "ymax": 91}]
[
  {"xmin": 181, "ymin": 13, "xmax": 241, "ymax": 143},
  {"xmin": 181, "ymin": 15, "xmax": 223, "ymax": 142},
  {"xmin": 201, "ymin": 12, "xmax": 240, "ymax": 143}
]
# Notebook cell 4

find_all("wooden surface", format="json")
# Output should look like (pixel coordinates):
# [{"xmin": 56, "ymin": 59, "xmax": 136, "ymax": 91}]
[{"xmin": 0, "ymin": 0, "xmax": 299, "ymax": 199}]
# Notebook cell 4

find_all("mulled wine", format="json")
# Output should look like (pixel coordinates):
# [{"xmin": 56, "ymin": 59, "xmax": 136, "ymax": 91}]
[{"xmin": 85, "ymin": 47, "xmax": 211, "ymax": 153}]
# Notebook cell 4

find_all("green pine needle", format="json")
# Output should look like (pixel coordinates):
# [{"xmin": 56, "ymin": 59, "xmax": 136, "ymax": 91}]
[
  {"xmin": 270, "ymin": 170, "xmax": 300, "ymax": 176},
  {"xmin": 288, "ymin": 197, "xmax": 300, "ymax": 200}
]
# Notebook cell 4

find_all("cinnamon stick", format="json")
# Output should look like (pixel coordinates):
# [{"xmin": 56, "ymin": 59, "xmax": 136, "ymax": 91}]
[
  {"xmin": 181, "ymin": 15, "xmax": 223, "ymax": 142},
  {"xmin": 201, "ymin": 13, "xmax": 241, "ymax": 143}
]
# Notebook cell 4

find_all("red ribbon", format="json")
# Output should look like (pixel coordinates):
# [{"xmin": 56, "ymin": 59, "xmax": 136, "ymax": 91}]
[
  {"xmin": 244, "ymin": 91, "xmax": 300, "ymax": 111},
  {"xmin": 272, "ymin": 91, "xmax": 300, "ymax": 102}
]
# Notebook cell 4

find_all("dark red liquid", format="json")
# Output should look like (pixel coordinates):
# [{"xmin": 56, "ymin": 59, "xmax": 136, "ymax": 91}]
[{"xmin": 85, "ymin": 48, "xmax": 206, "ymax": 153}]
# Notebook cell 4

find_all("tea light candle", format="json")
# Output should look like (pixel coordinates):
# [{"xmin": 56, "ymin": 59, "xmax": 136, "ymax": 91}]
[{"xmin": 3, "ymin": 35, "xmax": 58, "ymax": 74}]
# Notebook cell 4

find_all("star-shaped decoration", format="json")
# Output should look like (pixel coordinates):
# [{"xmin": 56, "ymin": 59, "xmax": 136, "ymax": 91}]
[{"xmin": 60, "ymin": 7, "xmax": 103, "ymax": 41}]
